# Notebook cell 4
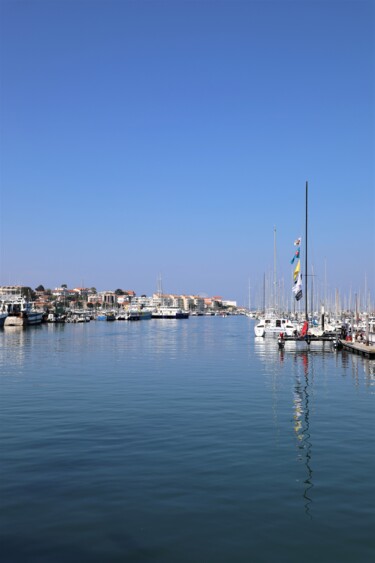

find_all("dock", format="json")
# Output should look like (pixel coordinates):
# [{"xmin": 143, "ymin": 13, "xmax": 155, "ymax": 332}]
[
  {"xmin": 282, "ymin": 335, "xmax": 336, "ymax": 342},
  {"xmin": 340, "ymin": 340, "xmax": 375, "ymax": 359}
]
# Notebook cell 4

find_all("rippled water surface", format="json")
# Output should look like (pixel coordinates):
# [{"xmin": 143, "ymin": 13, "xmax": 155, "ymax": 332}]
[{"xmin": 1, "ymin": 317, "xmax": 374, "ymax": 562}]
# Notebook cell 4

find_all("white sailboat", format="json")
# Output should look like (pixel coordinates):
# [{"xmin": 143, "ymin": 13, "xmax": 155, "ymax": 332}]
[
  {"xmin": 254, "ymin": 227, "xmax": 295, "ymax": 337},
  {"xmin": 278, "ymin": 182, "xmax": 335, "ymax": 350}
]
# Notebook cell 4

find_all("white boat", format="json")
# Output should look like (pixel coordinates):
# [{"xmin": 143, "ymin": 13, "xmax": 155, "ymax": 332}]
[
  {"xmin": 116, "ymin": 312, "xmax": 127, "ymax": 320},
  {"xmin": 152, "ymin": 307, "xmax": 189, "ymax": 319},
  {"xmin": 77, "ymin": 314, "xmax": 90, "ymax": 323},
  {"xmin": 4, "ymin": 296, "xmax": 44, "ymax": 326},
  {"xmin": 47, "ymin": 312, "xmax": 66, "ymax": 323},
  {"xmin": 278, "ymin": 182, "xmax": 336, "ymax": 351},
  {"xmin": 254, "ymin": 313, "xmax": 295, "ymax": 337},
  {"xmin": 254, "ymin": 228, "xmax": 295, "ymax": 338}
]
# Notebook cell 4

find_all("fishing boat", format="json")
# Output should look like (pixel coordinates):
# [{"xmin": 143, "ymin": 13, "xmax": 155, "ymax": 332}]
[
  {"xmin": 126, "ymin": 308, "xmax": 152, "ymax": 320},
  {"xmin": 4, "ymin": 296, "xmax": 44, "ymax": 326}
]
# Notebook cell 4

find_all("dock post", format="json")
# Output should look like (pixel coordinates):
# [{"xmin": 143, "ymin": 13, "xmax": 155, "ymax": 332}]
[{"xmin": 365, "ymin": 313, "xmax": 369, "ymax": 346}]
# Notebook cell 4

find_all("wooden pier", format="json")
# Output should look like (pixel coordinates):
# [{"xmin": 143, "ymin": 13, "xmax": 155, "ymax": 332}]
[
  {"xmin": 340, "ymin": 340, "xmax": 375, "ymax": 359},
  {"xmin": 282, "ymin": 335, "xmax": 336, "ymax": 343}
]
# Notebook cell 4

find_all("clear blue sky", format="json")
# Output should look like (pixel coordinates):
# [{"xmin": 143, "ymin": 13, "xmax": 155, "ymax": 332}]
[{"xmin": 1, "ymin": 0, "xmax": 374, "ymax": 308}]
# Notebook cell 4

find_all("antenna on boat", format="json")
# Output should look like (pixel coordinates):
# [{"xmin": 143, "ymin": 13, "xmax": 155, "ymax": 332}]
[{"xmin": 305, "ymin": 181, "xmax": 308, "ymax": 322}]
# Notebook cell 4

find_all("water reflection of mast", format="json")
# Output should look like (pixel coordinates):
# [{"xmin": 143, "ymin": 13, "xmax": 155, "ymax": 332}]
[{"xmin": 293, "ymin": 352, "xmax": 313, "ymax": 517}]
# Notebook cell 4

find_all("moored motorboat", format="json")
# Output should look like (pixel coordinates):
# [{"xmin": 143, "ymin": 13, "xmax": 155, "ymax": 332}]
[
  {"xmin": 254, "ymin": 313, "xmax": 295, "ymax": 337},
  {"xmin": 47, "ymin": 312, "xmax": 66, "ymax": 323},
  {"xmin": 4, "ymin": 297, "xmax": 43, "ymax": 326},
  {"xmin": 152, "ymin": 307, "xmax": 189, "ymax": 319},
  {"xmin": 123, "ymin": 307, "xmax": 152, "ymax": 320}
]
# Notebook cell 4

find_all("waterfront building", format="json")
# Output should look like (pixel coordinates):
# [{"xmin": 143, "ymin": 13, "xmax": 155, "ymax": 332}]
[
  {"xmin": 52, "ymin": 287, "xmax": 77, "ymax": 299},
  {"xmin": 152, "ymin": 293, "xmax": 184, "ymax": 309},
  {"xmin": 98, "ymin": 291, "xmax": 117, "ymax": 307},
  {"xmin": 0, "ymin": 285, "xmax": 32, "ymax": 296},
  {"xmin": 131, "ymin": 295, "xmax": 153, "ymax": 308},
  {"xmin": 88, "ymin": 294, "xmax": 102, "ymax": 306},
  {"xmin": 180, "ymin": 295, "xmax": 205, "ymax": 313},
  {"xmin": 223, "ymin": 300, "xmax": 237, "ymax": 308}
]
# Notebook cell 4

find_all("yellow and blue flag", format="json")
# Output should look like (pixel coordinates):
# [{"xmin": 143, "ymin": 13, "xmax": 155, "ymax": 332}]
[{"xmin": 293, "ymin": 259, "xmax": 300, "ymax": 281}]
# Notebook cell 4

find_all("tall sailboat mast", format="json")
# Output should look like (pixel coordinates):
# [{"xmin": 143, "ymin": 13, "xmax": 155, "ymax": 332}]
[
  {"xmin": 274, "ymin": 226, "xmax": 277, "ymax": 311},
  {"xmin": 305, "ymin": 181, "xmax": 308, "ymax": 322}
]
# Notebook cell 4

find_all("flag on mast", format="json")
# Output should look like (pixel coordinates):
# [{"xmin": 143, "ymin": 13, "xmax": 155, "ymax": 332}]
[
  {"xmin": 291, "ymin": 237, "xmax": 303, "ymax": 301},
  {"xmin": 292, "ymin": 273, "xmax": 303, "ymax": 301},
  {"xmin": 290, "ymin": 247, "xmax": 300, "ymax": 264},
  {"xmin": 293, "ymin": 259, "xmax": 300, "ymax": 281}
]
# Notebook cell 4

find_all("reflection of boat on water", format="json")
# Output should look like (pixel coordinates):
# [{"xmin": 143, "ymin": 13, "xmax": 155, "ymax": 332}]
[
  {"xmin": 4, "ymin": 297, "xmax": 43, "ymax": 326},
  {"xmin": 292, "ymin": 351, "xmax": 314, "ymax": 517}
]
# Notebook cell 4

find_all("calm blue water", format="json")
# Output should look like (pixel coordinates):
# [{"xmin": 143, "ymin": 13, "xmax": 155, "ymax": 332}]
[{"xmin": 1, "ymin": 317, "xmax": 374, "ymax": 562}]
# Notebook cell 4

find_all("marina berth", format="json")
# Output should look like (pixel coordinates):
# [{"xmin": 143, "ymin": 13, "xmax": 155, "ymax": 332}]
[
  {"xmin": 278, "ymin": 332, "xmax": 337, "ymax": 350},
  {"xmin": 339, "ymin": 339, "xmax": 375, "ymax": 359}
]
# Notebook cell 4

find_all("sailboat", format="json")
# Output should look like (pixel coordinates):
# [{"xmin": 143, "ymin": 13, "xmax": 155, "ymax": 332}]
[
  {"xmin": 254, "ymin": 227, "xmax": 295, "ymax": 337},
  {"xmin": 278, "ymin": 182, "xmax": 335, "ymax": 350}
]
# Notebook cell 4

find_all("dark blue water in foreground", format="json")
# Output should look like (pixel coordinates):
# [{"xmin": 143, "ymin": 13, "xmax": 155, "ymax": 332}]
[{"xmin": 1, "ymin": 317, "xmax": 374, "ymax": 562}]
